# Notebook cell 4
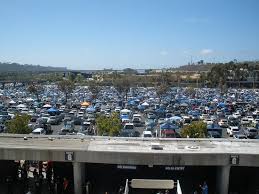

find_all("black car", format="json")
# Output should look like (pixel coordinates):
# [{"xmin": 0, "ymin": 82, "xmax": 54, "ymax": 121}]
[
  {"xmin": 30, "ymin": 114, "xmax": 39, "ymax": 122},
  {"xmin": 119, "ymin": 130, "xmax": 140, "ymax": 137},
  {"xmin": 207, "ymin": 131, "xmax": 221, "ymax": 138},
  {"xmin": 74, "ymin": 117, "xmax": 83, "ymax": 125}
]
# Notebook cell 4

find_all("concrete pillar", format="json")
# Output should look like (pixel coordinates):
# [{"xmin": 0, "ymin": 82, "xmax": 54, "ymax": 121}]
[
  {"xmin": 217, "ymin": 165, "xmax": 231, "ymax": 194},
  {"xmin": 73, "ymin": 162, "xmax": 85, "ymax": 194}
]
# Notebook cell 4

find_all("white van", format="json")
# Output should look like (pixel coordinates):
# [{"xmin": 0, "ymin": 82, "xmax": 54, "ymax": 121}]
[{"xmin": 32, "ymin": 128, "xmax": 46, "ymax": 135}]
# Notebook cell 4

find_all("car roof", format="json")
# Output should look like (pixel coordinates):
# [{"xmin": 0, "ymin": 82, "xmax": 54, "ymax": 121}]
[
  {"xmin": 143, "ymin": 131, "xmax": 152, "ymax": 134},
  {"xmin": 125, "ymin": 123, "xmax": 134, "ymax": 125},
  {"xmin": 33, "ymin": 128, "xmax": 44, "ymax": 132}
]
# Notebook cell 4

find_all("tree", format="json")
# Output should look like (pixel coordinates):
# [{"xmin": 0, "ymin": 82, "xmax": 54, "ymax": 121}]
[
  {"xmin": 75, "ymin": 74, "xmax": 85, "ymax": 83},
  {"xmin": 27, "ymin": 84, "xmax": 42, "ymax": 102},
  {"xmin": 68, "ymin": 72, "xmax": 76, "ymax": 82},
  {"xmin": 123, "ymin": 68, "xmax": 138, "ymax": 75},
  {"xmin": 88, "ymin": 81, "xmax": 101, "ymax": 101},
  {"xmin": 58, "ymin": 80, "xmax": 75, "ymax": 103},
  {"xmin": 114, "ymin": 77, "xmax": 131, "ymax": 103},
  {"xmin": 6, "ymin": 114, "xmax": 32, "ymax": 134},
  {"xmin": 155, "ymin": 83, "xmax": 169, "ymax": 102},
  {"xmin": 96, "ymin": 113, "xmax": 121, "ymax": 136},
  {"xmin": 180, "ymin": 121, "xmax": 207, "ymax": 138}
]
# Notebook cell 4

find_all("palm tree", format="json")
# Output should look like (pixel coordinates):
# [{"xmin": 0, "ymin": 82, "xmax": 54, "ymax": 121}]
[
  {"xmin": 58, "ymin": 80, "xmax": 75, "ymax": 103},
  {"xmin": 27, "ymin": 84, "xmax": 42, "ymax": 102}
]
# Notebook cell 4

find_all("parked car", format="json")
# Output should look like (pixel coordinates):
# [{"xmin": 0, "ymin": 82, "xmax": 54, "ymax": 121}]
[
  {"xmin": 34, "ymin": 123, "xmax": 52, "ymax": 134},
  {"xmin": 36, "ymin": 117, "xmax": 48, "ymax": 125},
  {"xmin": 207, "ymin": 131, "xmax": 221, "ymax": 138},
  {"xmin": 74, "ymin": 116, "xmax": 83, "ymax": 125},
  {"xmin": 30, "ymin": 114, "xmax": 39, "ymax": 122},
  {"xmin": 32, "ymin": 128, "xmax": 46, "ymax": 135},
  {"xmin": 47, "ymin": 116, "xmax": 59, "ymax": 125},
  {"xmin": 233, "ymin": 133, "xmax": 247, "ymax": 139},
  {"xmin": 142, "ymin": 130, "xmax": 153, "ymax": 138},
  {"xmin": 227, "ymin": 126, "xmax": 240, "ymax": 137},
  {"xmin": 61, "ymin": 121, "xmax": 75, "ymax": 134},
  {"xmin": 244, "ymin": 127, "xmax": 258, "ymax": 139},
  {"xmin": 119, "ymin": 130, "xmax": 140, "ymax": 137},
  {"xmin": 147, "ymin": 112, "xmax": 156, "ymax": 119},
  {"xmin": 123, "ymin": 123, "xmax": 134, "ymax": 130},
  {"xmin": 218, "ymin": 119, "xmax": 228, "ymax": 128},
  {"xmin": 132, "ymin": 117, "xmax": 142, "ymax": 127}
]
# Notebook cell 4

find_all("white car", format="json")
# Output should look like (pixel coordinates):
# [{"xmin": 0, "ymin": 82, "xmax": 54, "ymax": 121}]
[
  {"xmin": 142, "ymin": 131, "xmax": 152, "ymax": 138},
  {"xmin": 115, "ymin": 107, "xmax": 122, "ymax": 113},
  {"xmin": 227, "ymin": 126, "xmax": 240, "ymax": 136},
  {"xmin": 233, "ymin": 112, "xmax": 241, "ymax": 119},
  {"xmin": 253, "ymin": 118, "xmax": 259, "ymax": 124},
  {"xmin": 123, "ymin": 123, "xmax": 134, "ymax": 130},
  {"xmin": 200, "ymin": 114, "xmax": 209, "ymax": 120},
  {"xmin": 32, "ymin": 128, "xmax": 46, "ymax": 135},
  {"xmin": 252, "ymin": 110, "xmax": 259, "ymax": 116},
  {"xmin": 60, "ymin": 105, "xmax": 66, "ymax": 111},
  {"xmin": 204, "ymin": 118, "xmax": 213, "ymax": 125},
  {"xmin": 218, "ymin": 119, "xmax": 228, "ymax": 128},
  {"xmin": 247, "ymin": 116, "xmax": 254, "ymax": 123},
  {"xmin": 241, "ymin": 118, "xmax": 250, "ymax": 125},
  {"xmin": 77, "ymin": 111, "xmax": 85, "ymax": 117}
]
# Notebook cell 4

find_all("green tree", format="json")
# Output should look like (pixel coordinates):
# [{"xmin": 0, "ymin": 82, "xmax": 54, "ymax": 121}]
[
  {"xmin": 27, "ymin": 84, "xmax": 42, "ymax": 102},
  {"xmin": 88, "ymin": 81, "xmax": 101, "ymax": 100},
  {"xmin": 6, "ymin": 114, "xmax": 32, "ymax": 134},
  {"xmin": 123, "ymin": 68, "xmax": 138, "ymax": 75},
  {"xmin": 68, "ymin": 72, "xmax": 77, "ymax": 82},
  {"xmin": 96, "ymin": 113, "xmax": 121, "ymax": 136},
  {"xmin": 58, "ymin": 80, "xmax": 75, "ymax": 103},
  {"xmin": 180, "ymin": 121, "xmax": 207, "ymax": 138},
  {"xmin": 155, "ymin": 83, "xmax": 169, "ymax": 102},
  {"xmin": 114, "ymin": 77, "xmax": 131, "ymax": 103},
  {"xmin": 75, "ymin": 74, "xmax": 85, "ymax": 83}
]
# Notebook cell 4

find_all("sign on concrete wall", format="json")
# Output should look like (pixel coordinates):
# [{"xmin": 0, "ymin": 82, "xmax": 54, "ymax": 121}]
[
  {"xmin": 65, "ymin": 151, "xmax": 74, "ymax": 161},
  {"xmin": 230, "ymin": 155, "xmax": 239, "ymax": 165},
  {"xmin": 165, "ymin": 166, "xmax": 185, "ymax": 171},
  {"xmin": 117, "ymin": 165, "xmax": 137, "ymax": 170}
]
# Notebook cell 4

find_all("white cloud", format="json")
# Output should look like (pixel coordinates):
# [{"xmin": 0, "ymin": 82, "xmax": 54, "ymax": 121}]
[
  {"xmin": 160, "ymin": 50, "xmax": 168, "ymax": 56},
  {"xmin": 200, "ymin": 49, "xmax": 214, "ymax": 55}
]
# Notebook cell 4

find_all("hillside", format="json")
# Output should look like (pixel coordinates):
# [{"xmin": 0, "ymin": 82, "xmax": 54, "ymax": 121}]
[
  {"xmin": 0, "ymin": 62, "xmax": 67, "ymax": 72},
  {"xmin": 171, "ymin": 63, "xmax": 216, "ymax": 72}
]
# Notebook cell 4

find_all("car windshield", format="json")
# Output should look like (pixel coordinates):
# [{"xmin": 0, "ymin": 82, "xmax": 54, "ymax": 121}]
[{"xmin": 125, "ymin": 125, "xmax": 134, "ymax": 130}]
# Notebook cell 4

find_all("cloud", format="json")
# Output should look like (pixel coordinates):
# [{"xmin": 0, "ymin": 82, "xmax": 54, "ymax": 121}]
[
  {"xmin": 160, "ymin": 50, "xmax": 168, "ymax": 56},
  {"xmin": 184, "ymin": 17, "xmax": 209, "ymax": 24},
  {"xmin": 200, "ymin": 49, "xmax": 214, "ymax": 55}
]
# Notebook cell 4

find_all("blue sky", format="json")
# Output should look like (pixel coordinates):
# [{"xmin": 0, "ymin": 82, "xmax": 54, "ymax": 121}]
[{"xmin": 0, "ymin": 0, "xmax": 259, "ymax": 70}]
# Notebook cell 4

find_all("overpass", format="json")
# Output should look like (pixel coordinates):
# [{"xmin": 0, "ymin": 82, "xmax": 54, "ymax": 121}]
[{"xmin": 1, "ymin": 134, "xmax": 259, "ymax": 194}]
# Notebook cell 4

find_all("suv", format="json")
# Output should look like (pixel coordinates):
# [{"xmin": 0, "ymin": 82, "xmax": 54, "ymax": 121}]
[
  {"xmin": 61, "ymin": 121, "xmax": 75, "ymax": 134},
  {"xmin": 47, "ymin": 116, "xmax": 59, "ymax": 125},
  {"xmin": 123, "ymin": 123, "xmax": 134, "ymax": 130},
  {"xmin": 244, "ymin": 127, "xmax": 258, "ymax": 139}
]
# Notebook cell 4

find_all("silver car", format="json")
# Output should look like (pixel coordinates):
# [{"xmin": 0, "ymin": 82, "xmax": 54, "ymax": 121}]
[{"xmin": 244, "ymin": 127, "xmax": 258, "ymax": 139}]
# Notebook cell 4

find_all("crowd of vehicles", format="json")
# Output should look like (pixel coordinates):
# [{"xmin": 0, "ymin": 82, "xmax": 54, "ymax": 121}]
[{"xmin": 0, "ymin": 85, "xmax": 259, "ymax": 139}]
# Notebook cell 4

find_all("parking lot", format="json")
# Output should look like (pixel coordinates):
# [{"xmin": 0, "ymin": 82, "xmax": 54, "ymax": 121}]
[{"xmin": 1, "ymin": 85, "xmax": 259, "ymax": 140}]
